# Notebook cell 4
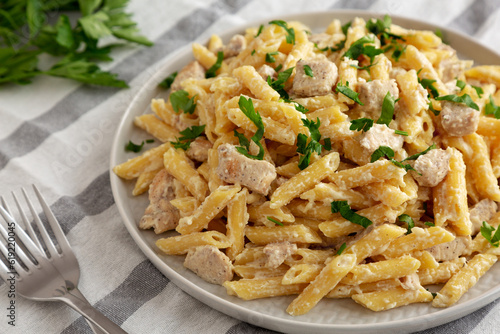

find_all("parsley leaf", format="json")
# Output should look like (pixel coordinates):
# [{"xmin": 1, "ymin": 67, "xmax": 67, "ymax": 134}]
[
  {"xmin": 435, "ymin": 94, "xmax": 479, "ymax": 111},
  {"xmin": 171, "ymin": 125, "xmax": 206, "ymax": 150},
  {"xmin": 434, "ymin": 29, "xmax": 447, "ymax": 44},
  {"xmin": 303, "ymin": 64, "xmax": 314, "ymax": 77},
  {"xmin": 205, "ymin": 51, "xmax": 224, "ymax": 78},
  {"xmin": 485, "ymin": 95, "xmax": 500, "ymax": 119},
  {"xmin": 323, "ymin": 138, "xmax": 332, "ymax": 151},
  {"xmin": 267, "ymin": 216, "xmax": 284, "ymax": 226},
  {"xmin": 292, "ymin": 101, "xmax": 309, "ymax": 113},
  {"xmin": 170, "ymin": 90, "xmax": 197, "ymax": 114},
  {"xmin": 336, "ymin": 81, "xmax": 364, "ymax": 105},
  {"xmin": 265, "ymin": 51, "xmax": 279, "ymax": 63},
  {"xmin": 365, "ymin": 15, "xmax": 405, "ymax": 46},
  {"xmin": 425, "ymin": 222, "xmax": 435, "ymax": 227},
  {"xmin": 343, "ymin": 35, "xmax": 382, "ymax": 61},
  {"xmin": 297, "ymin": 118, "xmax": 323, "ymax": 170},
  {"xmin": 267, "ymin": 67, "xmax": 294, "ymax": 99},
  {"xmin": 269, "ymin": 20, "xmax": 295, "ymax": 45},
  {"xmin": 456, "ymin": 80, "xmax": 466, "ymax": 91},
  {"xmin": 255, "ymin": 24, "xmax": 264, "ymax": 37},
  {"xmin": 391, "ymin": 44, "xmax": 407, "ymax": 62},
  {"xmin": 337, "ymin": 242, "xmax": 347, "ymax": 255},
  {"xmin": 394, "ymin": 130, "xmax": 408, "ymax": 136},
  {"xmin": 402, "ymin": 144, "xmax": 436, "ymax": 161},
  {"xmin": 472, "ymin": 85, "xmax": 484, "ymax": 98},
  {"xmin": 398, "ymin": 214, "xmax": 415, "ymax": 235},
  {"xmin": 159, "ymin": 71, "xmax": 178, "ymax": 89},
  {"xmin": 481, "ymin": 221, "xmax": 500, "ymax": 248},
  {"xmin": 350, "ymin": 118, "xmax": 374, "ymax": 132},
  {"xmin": 350, "ymin": 62, "xmax": 377, "ymax": 71},
  {"xmin": 371, "ymin": 146, "xmax": 417, "ymax": 172},
  {"xmin": 331, "ymin": 201, "xmax": 372, "ymax": 228},
  {"xmin": 125, "ymin": 139, "xmax": 154, "ymax": 153},
  {"xmin": 376, "ymin": 92, "xmax": 396, "ymax": 126},
  {"xmin": 417, "ymin": 71, "xmax": 439, "ymax": 99},
  {"xmin": 234, "ymin": 96, "xmax": 265, "ymax": 160}
]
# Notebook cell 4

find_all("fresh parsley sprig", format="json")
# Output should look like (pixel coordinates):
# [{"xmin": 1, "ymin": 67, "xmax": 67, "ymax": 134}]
[
  {"xmin": 125, "ymin": 139, "xmax": 154, "ymax": 153},
  {"xmin": 205, "ymin": 51, "xmax": 224, "ymax": 78},
  {"xmin": 267, "ymin": 216, "xmax": 284, "ymax": 226},
  {"xmin": 417, "ymin": 70, "xmax": 439, "ymax": 99},
  {"xmin": 265, "ymin": 51, "xmax": 279, "ymax": 63},
  {"xmin": 435, "ymin": 93, "xmax": 479, "ymax": 111},
  {"xmin": 234, "ymin": 96, "xmax": 265, "ymax": 160},
  {"xmin": 481, "ymin": 221, "xmax": 500, "ymax": 248},
  {"xmin": 267, "ymin": 67, "xmax": 294, "ymax": 99},
  {"xmin": 370, "ymin": 146, "xmax": 417, "ymax": 172},
  {"xmin": 485, "ymin": 95, "xmax": 500, "ymax": 119},
  {"xmin": 170, "ymin": 90, "xmax": 197, "ymax": 114},
  {"xmin": 303, "ymin": 64, "xmax": 314, "ymax": 77},
  {"xmin": 171, "ymin": 125, "xmax": 206, "ymax": 150},
  {"xmin": 350, "ymin": 118, "xmax": 374, "ymax": 132},
  {"xmin": 297, "ymin": 118, "xmax": 323, "ymax": 170},
  {"xmin": 335, "ymin": 81, "xmax": 364, "ymax": 105},
  {"xmin": 343, "ymin": 35, "xmax": 382, "ymax": 62},
  {"xmin": 269, "ymin": 20, "xmax": 295, "ymax": 45},
  {"xmin": 159, "ymin": 71, "xmax": 178, "ymax": 89},
  {"xmin": 376, "ymin": 92, "xmax": 396, "ymax": 126},
  {"xmin": 403, "ymin": 144, "xmax": 436, "ymax": 161},
  {"xmin": 365, "ymin": 15, "xmax": 405, "ymax": 46},
  {"xmin": 398, "ymin": 214, "xmax": 415, "ymax": 235},
  {"xmin": 0, "ymin": 0, "xmax": 152, "ymax": 88},
  {"xmin": 331, "ymin": 201, "xmax": 372, "ymax": 228}
]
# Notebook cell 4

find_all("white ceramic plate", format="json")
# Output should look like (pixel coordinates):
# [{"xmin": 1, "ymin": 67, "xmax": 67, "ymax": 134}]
[{"xmin": 110, "ymin": 10, "xmax": 500, "ymax": 334}]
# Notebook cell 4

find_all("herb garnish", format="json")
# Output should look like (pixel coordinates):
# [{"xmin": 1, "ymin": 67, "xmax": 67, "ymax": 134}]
[
  {"xmin": 267, "ymin": 67, "xmax": 294, "ymax": 99},
  {"xmin": 234, "ymin": 96, "xmax": 265, "ymax": 160},
  {"xmin": 297, "ymin": 118, "xmax": 323, "ymax": 170},
  {"xmin": 417, "ymin": 70, "xmax": 439, "ymax": 99},
  {"xmin": 267, "ymin": 216, "xmax": 284, "ymax": 226},
  {"xmin": 170, "ymin": 90, "xmax": 197, "ymax": 114},
  {"xmin": 343, "ymin": 35, "xmax": 382, "ymax": 62},
  {"xmin": 335, "ymin": 81, "xmax": 364, "ymax": 105},
  {"xmin": 403, "ymin": 144, "xmax": 436, "ymax": 161},
  {"xmin": 350, "ymin": 118, "xmax": 374, "ymax": 132},
  {"xmin": 255, "ymin": 24, "xmax": 264, "ymax": 37},
  {"xmin": 456, "ymin": 80, "xmax": 466, "ymax": 91},
  {"xmin": 265, "ymin": 51, "xmax": 279, "ymax": 63},
  {"xmin": 485, "ymin": 95, "xmax": 500, "ymax": 119},
  {"xmin": 292, "ymin": 101, "xmax": 309, "ymax": 113},
  {"xmin": 398, "ymin": 214, "xmax": 415, "ymax": 235},
  {"xmin": 424, "ymin": 222, "xmax": 435, "ymax": 227},
  {"xmin": 337, "ymin": 243, "xmax": 347, "ymax": 255},
  {"xmin": 269, "ymin": 20, "xmax": 295, "ymax": 45},
  {"xmin": 303, "ymin": 64, "xmax": 314, "ymax": 77},
  {"xmin": 205, "ymin": 51, "xmax": 224, "ymax": 78},
  {"xmin": 370, "ymin": 146, "xmax": 417, "ymax": 173},
  {"xmin": 365, "ymin": 15, "xmax": 405, "ymax": 45},
  {"xmin": 435, "ymin": 94, "xmax": 479, "ymax": 111},
  {"xmin": 331, "ymin": 201, "xmax": 372, "ymax": 228},
  {"xmin": 472, "ymin": 85, "xmax": 484, "ymax": 98},
  {"xmin": 125, "ymin": 139, "xmax": 154, "ymax": 153},
  {"xmin": 0, "ymin": 1, "xmax": 152, "ymax": 88},
  {"xmin": 171, "ymin": 125, "xmax": 206, "ymax": 150},
  {"xmin": 159, "ymin": 71, "xmax": 178, "ymax": 89},
  {"xmin": 481, "ymin": 221, "xmax": 500, "ymax": 248},
  {"xmin": 376, "ymin": 92, "xmax": 396, "ymax": 126}
]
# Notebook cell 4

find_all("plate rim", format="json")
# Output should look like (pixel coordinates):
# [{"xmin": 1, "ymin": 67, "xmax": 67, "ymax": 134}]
[{"xmin": 110, "ymin": 9, "xmax": 500, "ymax": 334}]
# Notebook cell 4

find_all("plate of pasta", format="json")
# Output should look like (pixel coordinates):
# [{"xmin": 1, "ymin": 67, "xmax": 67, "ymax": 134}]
[{"xmin": 110, "ymin": 10, "xmax": 500, "ymax": 334}]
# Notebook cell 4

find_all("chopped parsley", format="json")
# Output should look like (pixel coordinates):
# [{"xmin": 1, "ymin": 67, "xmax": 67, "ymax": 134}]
[
  {"xmin": 267, "ymin": 216, "xmax": 284, "ymax": 226},
  {"xmin": 331, "ymin": 201, "xmax": 372, "ymax": 228},
  {"xmin": 350, "ymin": 62, "xmax": 377, "ymax": 71},
  {"xmin": 125, "ymin": 139, "xmax": 153, "ymax": 153},
  {"xmin": 335, "ymin": 81, "xmax": 364, "ymax": 105},
  {"xmin": 171, "ymin": 125, "xmax": 206, "ymax": 150},
  {"xmin": 267, "ymin": 67, "xmax": 294, "ymax": 99},
  {"xmin": 481, "ymin": 221, "xmax": 500, "ymax": 248},
  {"xmin": 435, "ymin": 93, "xmax": 479, "ymax": 111},
  {"xmin": 343, "ymin": 35, "xmax": 382, "ymax": 62},
  {"xmin": 403, "ymin": 144, "xmax": 436, "ymax": 161},
  {"xmin": 170, "ymin": 90, "xmax": 197, "ymax": 114},
  {"xmin": 434, "ymin": 29, "xmax": 447, "ymax": 44},
  {"xmin": 365, "ymin": 15, "xmax": 404, "ymax": 45},
  {"xmin": 323, "ymin": 138, "xmax": 332, "ymax": 151},
  {"xmin": 234, "ymin": 96, "xmax": 265, "ymax": 160},
  {"xmin": 395, "ymin": 130, "xmax": 408, "ymax": 136},
  {"xmin": 293, "ymin": 101, "xmax": 309, "ymax": 113},
  {"xmin": 417, "ymin": 70, "xmax": 439, "ymax": 99},
  {"xmin": 424, "ymin": 222, "xmax": 435, "ymax": 227},
  {"xmin": 391, "ymin": 44, "xmax": 407, "ymax": 62},
  {"xmin": 398, "ymin": 214, "xmax": 415, "ymax": 235},
  {"xmin": 456, "ymin": 80, "xmax": 466, "ymax": 91},
  {"xmin": 472, "ymin": 85, "xmax": 484, "ymax": 98},
  {"xmin": 269, "ymin": 20, "xmax": 295, "ymax": 45},
  {"xmin": 265, "ymin": 51, "xmax": 279, "ymax": 63},
  {"xmin": 337, "ymin": 242, "xmax": 347, "ymax": 255},
  {"xmin": 251, "ymin": 49, "xmax": 256, "ymax": 56},
  {"xmin": 303, "ymin": 64, "xmax": 314, "ymax": 77},
  {"xmin": 376, "ymin": 92, "xmax": 396, "ymax": 126},
  {"xmin": 159, "ymin": 71, "xmax": 178, "ymax": 89},
  {"xmin": 485, "ymin": 95, "xmax": 500, "ymax": 119},
  {"xmin": 255, "ymin": 24, "xmax": 264, "ymax": 37},
  {"xmin": 329, "ymin": 21, "xmax": 352, "ymax": 52},
  {"xmin": 274, "ymin": 64, "xmax": 283, "ymax": 72},
  {"xmin": 314, "ymin": 43, "xmax": 331, "ymax": 52},
  {"xmin": 297, "ymin": 118, "xmax": 323, "ymax": 170},
  {"xmin": 205, "ymin": 51, "xmax": 224, "ymax": 78},
  {"xmin": 370, "ymin": 146, "xmax": 417, "ymax": 173},
  {"xmin": 350, "ymin": 118, "xmax": 374, "ymax": 132}
]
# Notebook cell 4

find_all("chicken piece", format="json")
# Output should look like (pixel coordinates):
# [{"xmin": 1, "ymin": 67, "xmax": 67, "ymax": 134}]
[
  {"xmin": 257, "ymin": 64, "xmax": 277, "ymax": 81},
  {"xmin": 359, "ymin": 123, "xmax": 404, "ymax": 154},
  {"xmin": 469, "ymin": 199, "xmax": 498, "ymax": 235},
  {"xmin": 410, "ymin": 148, "xmax": 451, "ymax": 187},
  {"xmin": 263, "ymin": 241, "xmax": 297, "ymax": 269},
  {"xmin": 186, "ymin": 137, "xmax": 212, "ymax": 162},
  {"xmin": 399, "ymin": 273, "xmax": 421, "ymax": 290},
  {"xmin": 440, "ymin": 101, "xmax": 479, "ymax": 137},
  {"xmin": 170, "ymin": 61, "xmax": 205, "ymax": 91},
  {"xmin": 216, "ymin": 143, "xmax": 277, "ymax": 195},
  {"xmin": 184, "ymin": 245, "xmax": 233, "ymax": 285},
  {"xmin": 139, "ymin": 169, "xmax": 180, "ymax": 233},
  {"xmin": 357, "ymin": 79, "xmax": 399, "ymax": 114},
  {"xmin": 426, "ymin": 236, "xmax": 471, "ymax": 262},
  {"xmin": 293, "ymin": 59, "xmax": 338, "ymax": 97},
  {"xmin": 221, "ymin": 34, "xmax": 247, "ymax": 58}
]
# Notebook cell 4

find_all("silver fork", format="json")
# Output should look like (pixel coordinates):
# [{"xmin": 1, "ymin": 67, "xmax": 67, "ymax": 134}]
[{"xmin": 0, "ymin": 186, "xmax": 127, "ymax": 334}]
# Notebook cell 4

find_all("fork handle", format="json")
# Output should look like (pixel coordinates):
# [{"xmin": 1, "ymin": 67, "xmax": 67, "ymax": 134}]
[
  {"xmin": 69, "ymin": 288, "xmax": 108, "ymax": 334},
  {"xmin": 58, "ymin": 290, "xmax": 128, "ymax": 334}
]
